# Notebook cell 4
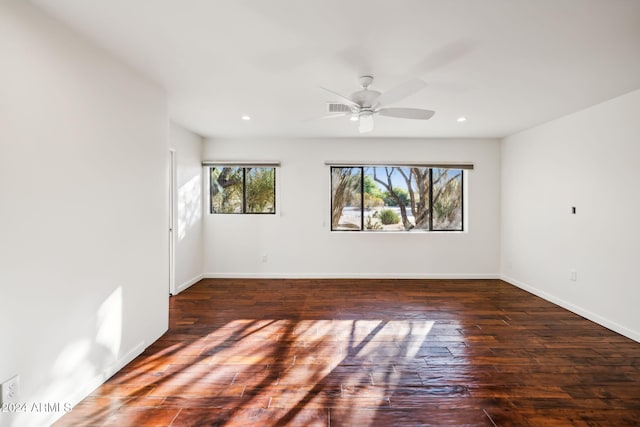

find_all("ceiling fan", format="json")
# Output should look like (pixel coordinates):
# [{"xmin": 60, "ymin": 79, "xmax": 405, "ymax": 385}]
[{"xmin": 320, "ymin": 75, "xmax": 435, "ymax": 133}]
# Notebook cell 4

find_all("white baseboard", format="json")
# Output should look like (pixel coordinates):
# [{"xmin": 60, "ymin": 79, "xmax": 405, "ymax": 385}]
[
  {"xmin": 174, "ymin": 273, "xmax": 204, "ymax": 294},
  {"xmin": 501, "ymin": 274, "xmax": 640, "ymax": 343},
  {"xmin": 75, "ymin": 341, "xmax": 146, "ymax": 406},
  {"xmin": 203, "ymin": 272, "xmax": 500, "ymax": 280},
  {"xmin": 42, "ymin": 341, "xmax": 147, "ymax": 427}
]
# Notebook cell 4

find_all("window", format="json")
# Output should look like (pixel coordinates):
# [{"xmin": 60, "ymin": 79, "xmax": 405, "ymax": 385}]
[
  {"xmin": 330, "ymin": 166, "xmax": 463, "ymax": 231},
  {"xmin": 210, "ymin": 166, "xmax": 276, "ymax": 214}
]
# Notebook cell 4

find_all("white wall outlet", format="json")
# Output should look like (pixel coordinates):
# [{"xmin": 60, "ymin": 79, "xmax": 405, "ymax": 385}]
[
  {"xmin": 570, "ymin": 270, "xmax": 577, "ymax": 282},
  {"xmin": 261, "ymin": 254, "xmax": 268, "ymax": 263},
  {"xmin": 1, "ymin": 375, "xmax": 19, "ymax": 404}
]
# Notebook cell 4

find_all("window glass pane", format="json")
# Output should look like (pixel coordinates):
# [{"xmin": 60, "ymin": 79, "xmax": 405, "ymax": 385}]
[
  {"xmin": 364, "ymin": 167, "xmax": 402, "ymax": 231},
  {"xmin": 210, "ymin": 167, "xmax": 243, "ymax": 213},
  {"xmin": 368, "ymin": 167, "xmax": 431, "ymax": 231},
  {"xmin": 432, "ymin": 168, "xmax": 463, "ymax": 230},
  {"xmin": 407, "ymin": 167, "xmax": 431, "ymax": 231},
  {"xmin": 245, "ymin": 167, "xmax": 276, "ymax": 213},
  {"xmin": 331, "ymin": 167, "xmax": 362, "ymax": 230}
]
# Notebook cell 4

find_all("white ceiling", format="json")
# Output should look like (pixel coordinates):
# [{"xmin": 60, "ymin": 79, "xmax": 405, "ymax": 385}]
[{"xmin": 31, "ymin": 0, "xmax": 640, "ymax": 139}]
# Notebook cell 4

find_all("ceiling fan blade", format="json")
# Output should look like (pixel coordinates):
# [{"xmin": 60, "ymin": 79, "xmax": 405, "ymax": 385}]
[
  {"xmin": 319, "ymin": 113, "xmax": 348, "ymax": 120},
  {"xmin": 359, "ymin": 114, "xmax": 374, "ymax": 133},
  {"xmin": 375, "ymin": 79, "xmax": 427, "ymax": 107},
  {"xmin": 411, "ymin": 40, "xmax": 475, "ymax": 74},
  {"xmin": 319, "ymin": 86, "xmax": 360, "ymax": 108},
  {"xmin": 303, "ymin": 113, "xmax": 348, "ymax": 122},
  {"xmin": 377, "ymin": 108, "xmax": 435, "ymax": 120}
]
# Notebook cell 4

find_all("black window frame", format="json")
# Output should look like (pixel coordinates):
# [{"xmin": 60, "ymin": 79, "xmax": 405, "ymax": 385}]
[
  {"xmin": 209, "ymin": 166, "xmax": 276, "ymax": 215},
  {"xmin": 330, "ymin": 165, "xmax": 464, "ymax": 232}
]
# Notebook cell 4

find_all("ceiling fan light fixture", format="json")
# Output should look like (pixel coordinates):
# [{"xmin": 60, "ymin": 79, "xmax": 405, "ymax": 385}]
[{"xmin": 350, "ymin": 114, "xmax": 359, "ymax": 121}]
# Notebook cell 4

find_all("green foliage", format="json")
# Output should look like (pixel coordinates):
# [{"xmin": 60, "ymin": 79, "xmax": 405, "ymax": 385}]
[
  {"xmin": 379, "ymin": 208, "xmax": 400, "ymax": 225},
  {"xmin": 245, "ymin": 167, "xmax": 275, "ymax": 213},
  {"xmin": 365, "ymin": 214, "xmax": 383, "ymax": 230},
  {"xmin": 383, "ymin": 187, "xmax": 409, "ymax": 206},
  {"xmin": 363, "ymin": 175, "xmax": 384, "ymax": 199}
]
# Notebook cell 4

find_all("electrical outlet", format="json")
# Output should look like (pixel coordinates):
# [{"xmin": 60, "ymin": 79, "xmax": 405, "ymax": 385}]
[
  {"xmin": 261, "ymin": 254, "xmax": 268, "ymax": 263},
  {"xmin": 570, "ymin": 270, "xmax": 577, "ymax": 282},
  {"xmin": 1, "ymin": 375, "xmax": 19, "ymax": 404}
]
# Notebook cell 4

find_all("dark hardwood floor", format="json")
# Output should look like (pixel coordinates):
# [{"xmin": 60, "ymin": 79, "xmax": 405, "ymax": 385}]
[{"xmin": 54, "ymin": 279, "xmax": 640, "ymax": 426}]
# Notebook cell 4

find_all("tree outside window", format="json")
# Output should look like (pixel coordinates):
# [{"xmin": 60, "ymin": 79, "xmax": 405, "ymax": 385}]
[
  {"xmin": 331, "ymin": 166, "xmax": 463, "ymax": 231},
  {"xmin": 210, "ymin": 167, "xmax": 275, "ymax": 214}
]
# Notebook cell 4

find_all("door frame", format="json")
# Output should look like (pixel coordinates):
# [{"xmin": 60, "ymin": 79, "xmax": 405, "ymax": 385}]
[{"xmin": 169, "ymin": 149, "xmax": 176, "ymax": 295}]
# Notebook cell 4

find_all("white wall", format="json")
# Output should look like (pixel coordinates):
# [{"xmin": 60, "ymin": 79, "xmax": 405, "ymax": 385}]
[
  {"xmin": 170, "ymin": 122, "xmax": 204, "ymax": 293},
  {"xmin": 203, "ymin": 137, "xmax": 501, "ymax": 278},
  {"xmin": 501, "ymin": 89, "xmax": 640, "ymax": 342},
  {"xmin": 0, "ymin": 3, "xmax": 169, "ymax": 426}
]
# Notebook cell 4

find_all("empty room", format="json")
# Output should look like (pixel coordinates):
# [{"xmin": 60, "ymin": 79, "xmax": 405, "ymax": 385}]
[{"xmin": 1, "ymin": 0, "xmax": 640, "ymax": 426}]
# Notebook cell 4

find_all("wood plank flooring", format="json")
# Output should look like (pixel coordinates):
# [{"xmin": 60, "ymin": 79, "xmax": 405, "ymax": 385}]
[{"xmin": 54, "ymin": 279, "xmax": 640, "ymax": 426}]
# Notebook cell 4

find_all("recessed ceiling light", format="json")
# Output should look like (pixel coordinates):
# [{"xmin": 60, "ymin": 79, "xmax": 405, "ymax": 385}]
[
  {"xmin": 456, "ymin": 117, "xmax": 467, "ymax": 122},
  {"xmin": 241, "ymin": 115, "xmax": 251, "ymax": 121}
]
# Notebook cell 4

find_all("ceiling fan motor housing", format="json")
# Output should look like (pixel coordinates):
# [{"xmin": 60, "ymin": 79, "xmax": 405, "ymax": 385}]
[
  {"xmin": 350, "ymin": 75, "xmax": 379, "ymax": 108},
  {"xmin": 351, "ymin": 89, "xmax": 381, "ymax": 108}
]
